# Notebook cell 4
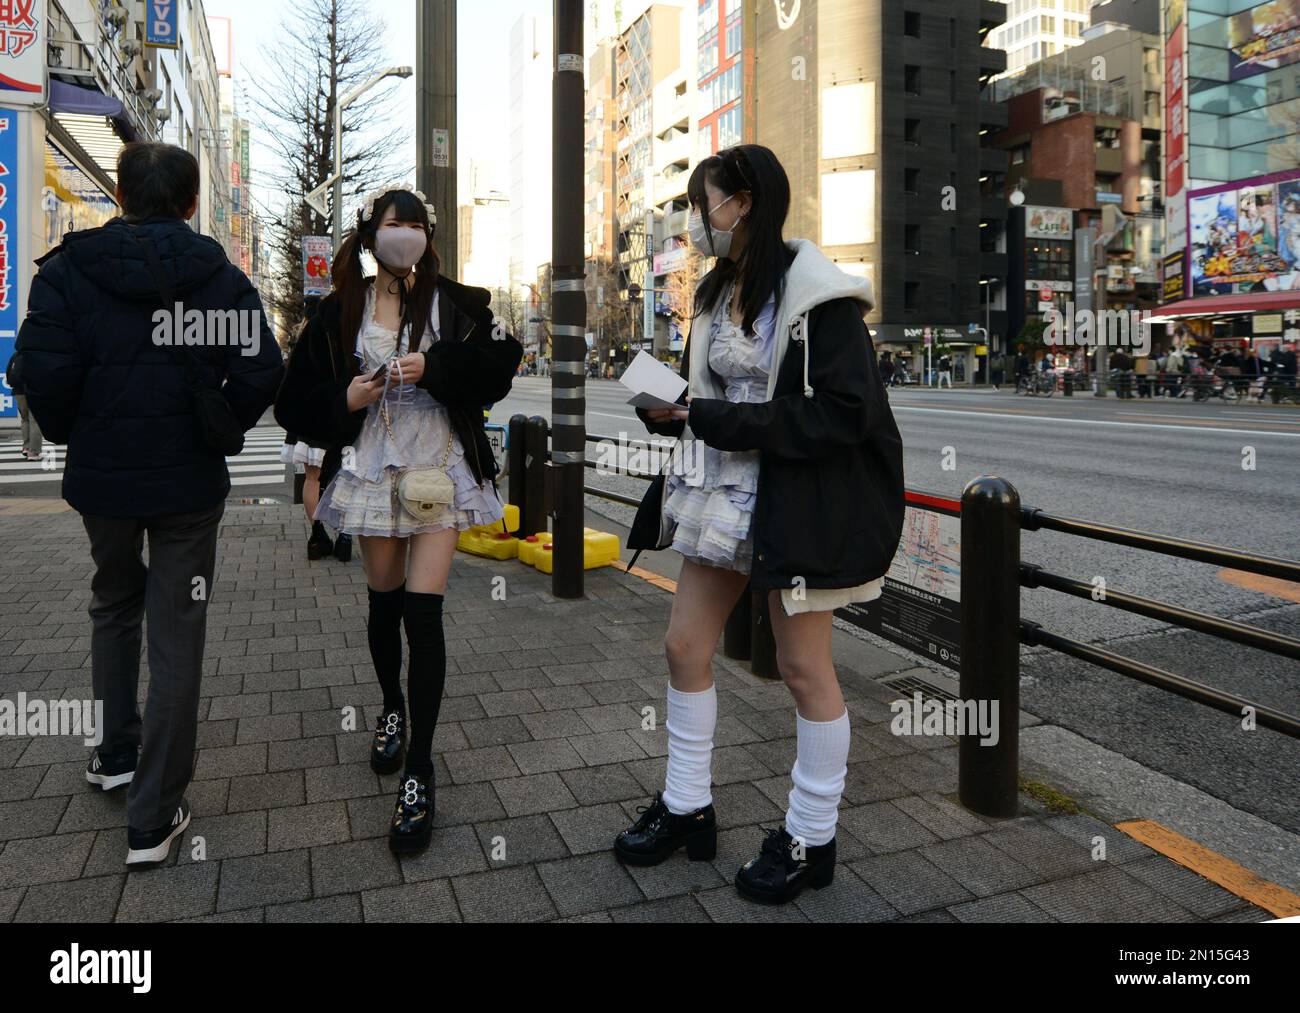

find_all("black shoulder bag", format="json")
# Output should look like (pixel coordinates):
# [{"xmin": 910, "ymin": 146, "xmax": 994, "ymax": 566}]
[{"xmin": 138, "ymin": 236, "xmax": 245, "ymax": 457}]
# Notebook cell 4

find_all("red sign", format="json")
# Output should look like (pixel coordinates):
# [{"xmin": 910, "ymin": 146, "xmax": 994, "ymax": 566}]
[{"xmin": 1166, "ymin": 22, "xmax": 1185, "ymax": 202}]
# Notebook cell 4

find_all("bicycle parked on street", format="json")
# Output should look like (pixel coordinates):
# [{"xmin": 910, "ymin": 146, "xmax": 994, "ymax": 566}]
[{"xmin": 1017, "ymin": 369, "xmax": 1056, "ymax": 397}]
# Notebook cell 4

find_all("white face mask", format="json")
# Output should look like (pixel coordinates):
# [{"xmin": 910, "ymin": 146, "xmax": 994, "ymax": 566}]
[
  {"xmin": 688, "ymin": 194, "xmax": 737, "ymax": 258},
  {"xmin": 373, "ymin": 227, "xmax": 429, "ymax": 272}
]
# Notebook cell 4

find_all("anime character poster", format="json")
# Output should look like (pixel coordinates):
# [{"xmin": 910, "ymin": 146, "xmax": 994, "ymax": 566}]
[
  {"xmin": 1228, "ymin": 0, "xmax": 1300, "ymax": 81},
  {"xmin": 1269, "ymin": 179, "xmax": 1300, "ymax": 290},
  {"xmin": 1190, "ymin": 191, "xmax": 1240, "ymax": 296}
]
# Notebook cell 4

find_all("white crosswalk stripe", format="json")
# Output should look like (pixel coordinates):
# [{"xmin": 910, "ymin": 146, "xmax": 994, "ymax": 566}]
[{"xmin": 0, "ymin": 426, "xmax": 292, "ymax": 489}]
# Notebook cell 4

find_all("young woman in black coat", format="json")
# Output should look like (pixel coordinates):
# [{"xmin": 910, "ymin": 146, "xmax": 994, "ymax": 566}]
[
  {"xmin": 613, "ymin": 145, "xmax": 905, "ymax": 904},
  {"xmin": 275, "ymin": 186, "xmax": 522, "ymax": 854}
]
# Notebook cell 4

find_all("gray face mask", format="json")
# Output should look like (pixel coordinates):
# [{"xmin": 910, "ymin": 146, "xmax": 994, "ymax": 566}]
[
  {"xmin": 373, "ymin": 227, "xmax": 429, "ymax": 272},
  {"xmin": 687, "ymin": 194, "xmax": 737, "ymax": 258}
]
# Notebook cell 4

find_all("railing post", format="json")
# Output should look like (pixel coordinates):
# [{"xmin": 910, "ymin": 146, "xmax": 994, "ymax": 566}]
[
  {"xmin": 959, "ymin": 475, "xmax": 1021, "ymax": 818},
  {"xmin": 750, "ymin": 587, "xmax": 779, "ymax": 680},
  {"xmin": 523, "ymin": 416, "xmax": 549, "ymax": 538},
  {"xmin": 507, "ymin": 413, "xmax": 528, "ymax": 519},
  {"xmin": 722, "ymin": 584, "xmax": 752, "ymax": 662}
]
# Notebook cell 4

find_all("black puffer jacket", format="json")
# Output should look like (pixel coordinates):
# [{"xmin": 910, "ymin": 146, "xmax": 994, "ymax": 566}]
[
  {"xmin": 274, "ymin": 276, "xmax": 522, "ymax": 490},
  {"xmin": 633, "ymin": 241, "xmax": 904, "ymax": 593},
  {"xmin": 15, "ymin": 217, "xmax": 283, "ymax": 517}
]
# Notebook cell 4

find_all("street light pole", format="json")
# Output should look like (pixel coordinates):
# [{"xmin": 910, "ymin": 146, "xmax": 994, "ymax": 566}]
[
  {"xmin": 550, "ymin": 0, "xmax": 586, "ymax": 599},
  {"xmin": 332, "ymin": 65, "xmax": 413, "ymax": 253}
]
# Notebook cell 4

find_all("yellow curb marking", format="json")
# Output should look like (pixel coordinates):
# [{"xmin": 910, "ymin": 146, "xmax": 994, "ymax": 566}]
[
  {"xmin": 1116, "ymin": 819, "xmax": 1300, "ymax": 919},
  {"xmin": 611, "ymin": 559, "xmax": 677, "ymax": 594},
  {"xmin": 1216, "ymin": 568, "xmax": 1300, "ymax": 604}
]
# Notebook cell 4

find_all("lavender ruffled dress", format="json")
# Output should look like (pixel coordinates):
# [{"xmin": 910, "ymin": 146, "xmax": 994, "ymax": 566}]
[{"xmin": 315, "ymin": 287, "xmax": 504, "ymax": 538}]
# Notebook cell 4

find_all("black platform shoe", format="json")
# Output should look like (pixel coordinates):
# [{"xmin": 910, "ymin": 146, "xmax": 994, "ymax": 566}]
[
  {"xmin": 735, "ymin": 826, "xmax": 836, "ymax": 905},
  {"xmin": 613, "ymin": 792, "xmax": 717, "ymax": 867},
  {"xmin": 389, "ymin": 773, "xmax": 434, "ymax": 855},
  {"xmin": 307, "ymin": 521, "xmax": 333, "ymax": 560},
  {"xmin": 333, "ymin": 532, "xmax": 353, "ymax": 563},
  {"xmin": 370, "ymin": 710, "xmax": 405, "ymax": 775}
]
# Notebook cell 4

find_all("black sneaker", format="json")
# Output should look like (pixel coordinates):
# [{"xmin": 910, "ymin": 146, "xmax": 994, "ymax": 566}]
[
  {"xmin": 734, "ymin": 826, "xmax": 836, "ymax": 905},
  {"xmin": 613, "ymin": 792, "xmax": 716, "ymax": 867},
  {"xmin": 389, "ymin": 774, "xmax": 434, "ymax": 855},
  {"xmin": 307, "ymin": 521, "xmax": 333, "ymax": 560},
  {"xmin": 85, "ymin": 747, "xmax": 137, "ymax": 791},
  {"xmin": 126, "ymin": 800, "xmax": 191, "ymax": 866},
  {"xmin": 333, "ymin": 533, "xmax": 353, "ymax": 563},
  {"xmin": 370, "ymin": 710, "xmax": 406, "ymax": 775}
]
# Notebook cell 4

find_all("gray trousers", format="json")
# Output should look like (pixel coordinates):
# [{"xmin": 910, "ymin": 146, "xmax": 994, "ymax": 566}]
[
  {"xmin": 16, "ymin": 394, "xmax": 42, "ymax": 455},
  {"xmin": 81, "ymin": 503, "xmax": 224, "ymax": 831}
]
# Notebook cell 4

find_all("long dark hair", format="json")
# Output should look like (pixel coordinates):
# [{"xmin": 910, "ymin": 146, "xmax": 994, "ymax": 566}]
[
  {"xmin": 330, "ymin": 188, "xmax": 441, "ymax": 376},
  {"xmin": 687, "ymin": 144, "xmax": 793, "ymax": 336}
]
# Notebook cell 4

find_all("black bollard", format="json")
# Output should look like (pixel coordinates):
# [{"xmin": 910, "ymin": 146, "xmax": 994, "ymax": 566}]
[
  {"xmin": 958, "ymin": 475, "xmax": 1021, "ymax": 818},
  {"xmin": 722, "ymin": 584, "xmax": 752, "ymax": 661},
  {"xmin": 507, "ymin": 414, "xmax": 528, "ymax": 521},
  {"xmin": 750, "ymin": 587, "xmax": 779, "ymax": 680},
  {"xmin": 523, "ymin": 416, "xmax": 549, "ymax": 538}
]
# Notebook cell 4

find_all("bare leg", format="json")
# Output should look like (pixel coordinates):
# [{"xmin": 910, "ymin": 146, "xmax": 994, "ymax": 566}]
[
  {"xmin": 303, "ymin": 465, "xmax": 322, "ymax": 525},
  {"xmin": 359, "ymin": 535, "xmax": 408, "ymax": 591},
  {"xmin": 664, "ymin": 558, "xmax": 750, "ymax": 692},
  {"xmin": 405, "ymin": 528, "xmax": 460, "ymax": 594},
  {"xmin": 767, "ymin": 592, "xmax": 844, "ymax": 720}
]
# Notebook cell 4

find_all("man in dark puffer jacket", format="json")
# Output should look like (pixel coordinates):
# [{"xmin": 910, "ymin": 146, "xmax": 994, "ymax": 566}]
[{"xmin": 15, "ymin": 142, "xmax": 283, "ymax": 866}]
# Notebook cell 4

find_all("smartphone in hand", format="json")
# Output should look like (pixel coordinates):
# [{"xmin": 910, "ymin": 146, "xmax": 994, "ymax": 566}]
[{"xmin": 369, "ymin": 364, "xmax": 388, "ymax": 383}]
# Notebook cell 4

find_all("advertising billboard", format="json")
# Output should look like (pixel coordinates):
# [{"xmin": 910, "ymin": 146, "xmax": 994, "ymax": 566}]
[
  {"xmin": 0, "ymin": 0, "xmax": 46, "ymax": 105},
  {"xmin": 1165, "ymin": 19, "xmax": 1188, "ymax": 257},
  {"xmin": 1227, "ymin": 0, "xmax": 1300, "ymax": 81},
  {"xmin": 1189, "ymin": 170, "xmax": 1300, "ymax": 295},
  {"xmin": 145, "ymin": 0, "xmax": 180, "ymax": 50},
  {"xmin": 1024, "ymin": 206, "xmax": 1073, "ymax": 240},
  {"xmin": 0, "ymin": 109, "xmax": 18, "ymax": 418}
]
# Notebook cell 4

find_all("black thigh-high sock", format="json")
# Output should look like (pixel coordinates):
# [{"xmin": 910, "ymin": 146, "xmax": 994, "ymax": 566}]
[
  {"xmin": 367, "ymin": 585, "xmax": 407, "ymax": 716},
  {"xmin": 402, "ymin": 591, "xmax": 446, "ymax": 780}
]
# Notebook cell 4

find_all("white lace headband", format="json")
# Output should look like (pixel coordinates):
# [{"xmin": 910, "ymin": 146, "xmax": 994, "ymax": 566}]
[{"xmin": 358, "ymin": 183, "xmax": 438, "ymax": 228}]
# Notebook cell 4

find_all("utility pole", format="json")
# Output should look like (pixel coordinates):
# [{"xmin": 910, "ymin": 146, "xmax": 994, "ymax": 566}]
[
  {"xmin": 550, "ymin": 0, "xmax": 586, "ymax": 598},
  {"xmin": 417, "ymin": 0, "xmax": 458, "ymax": 280}
]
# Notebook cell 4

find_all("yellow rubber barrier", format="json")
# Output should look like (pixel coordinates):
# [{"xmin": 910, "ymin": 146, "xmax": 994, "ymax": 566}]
[{"xmin": 534, "ymin": 528, "xmax": 621, "ymax": 573}]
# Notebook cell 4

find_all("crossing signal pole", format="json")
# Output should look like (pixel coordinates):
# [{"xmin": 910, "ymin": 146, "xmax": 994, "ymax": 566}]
[{"xmin": 417, "ymin": 0, "xmax": 458, "ymax": 281}]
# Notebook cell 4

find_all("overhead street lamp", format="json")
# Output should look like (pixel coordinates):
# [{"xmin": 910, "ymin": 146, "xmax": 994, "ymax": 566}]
[{"xmin": 332, "ymin": 66, "xmax": 414, "ymax": 253}]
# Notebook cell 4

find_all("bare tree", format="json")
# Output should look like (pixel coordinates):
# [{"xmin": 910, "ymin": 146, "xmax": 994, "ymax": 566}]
[
  {"xmin": 585, "ymin": 257, "xmax": 634, "ymax": 373},
  {"xmin": 249, "ymin": 0, "xmax": 398, "ymax": 340}
]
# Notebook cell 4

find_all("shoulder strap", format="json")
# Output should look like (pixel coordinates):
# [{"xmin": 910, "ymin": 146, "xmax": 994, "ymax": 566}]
[{"xmin": 135, "ymin": 232, "xmax": 208, "ymax": 390}]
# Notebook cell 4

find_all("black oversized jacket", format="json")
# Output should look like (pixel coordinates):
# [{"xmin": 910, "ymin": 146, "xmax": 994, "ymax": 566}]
[
  {"xmin": 636, "ymin": 296, "xmax": 904, "ymax": 593},
  {"xmin": 274, "ymin": 276, "xmax": 523, "ymax": 489},
  {"xmin": 15, "ymin": 217, "xmax": 283, "ymax": 517}
]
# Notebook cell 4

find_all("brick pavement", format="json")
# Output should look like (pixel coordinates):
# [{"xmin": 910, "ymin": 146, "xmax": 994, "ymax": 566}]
[{"xmin": 0, "ymin": 501, "xmax": 1273, "ymax": 922}]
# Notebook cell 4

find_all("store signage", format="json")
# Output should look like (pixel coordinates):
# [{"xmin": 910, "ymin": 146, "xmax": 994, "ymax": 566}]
[{"xmin": 146, "ymin": 0, "xmax": 180, "ymax": 49}]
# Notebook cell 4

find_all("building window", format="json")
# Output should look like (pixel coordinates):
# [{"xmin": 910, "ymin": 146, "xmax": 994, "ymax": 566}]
[
  {"xmin": 904, "ymin": 168, "xmax": 920, "ymax": 195},
  {"xmin": 905, "ymin": 224, "xmax": 921, "ymax": 254},
  {"xmin": 905, "ymin": 281, "xmax": 920, "ymax": 311},
  {"xmin": 905, "ymin": 11, "xmax": 921, "ymax": 38},
  {"xmin": 905, "ymin": 65, "xmax": 921, "ymax": 96},
  {"xmin": 905, "ymin": 118, "xmax": 921, "ymax": 145}
]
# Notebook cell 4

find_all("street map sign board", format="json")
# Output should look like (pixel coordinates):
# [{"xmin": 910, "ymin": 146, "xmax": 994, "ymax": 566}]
[{"xmin": 837, "ymin": 490, "xmax": 962, "ymax": 671}]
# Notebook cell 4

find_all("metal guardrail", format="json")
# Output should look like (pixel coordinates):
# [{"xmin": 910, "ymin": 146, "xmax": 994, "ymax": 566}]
[
  {"xmin": 505, "ymin": 417, "xmax": 1300, "ymax": 819},
  {"xmin": 960, "ymin": 475, "xmax": 1300, "ymax": 819}
]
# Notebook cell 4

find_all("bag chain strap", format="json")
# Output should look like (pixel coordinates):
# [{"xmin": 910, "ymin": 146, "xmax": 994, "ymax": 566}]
[{"xmin": 378, "ymin": 358, "xmax": 453, "ymax": 470}]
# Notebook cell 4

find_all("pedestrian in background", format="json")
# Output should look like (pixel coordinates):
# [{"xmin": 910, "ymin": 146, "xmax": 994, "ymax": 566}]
[
  {"xmin": 13, "ymin": 142, "xmax": 282, "ymax": 865},
  {"xmin": 619, "ymin": 144, "xmax": 904, "ymax": 904},
  {"xmin": 280, "ymin": 295, "xmax": 352, "ymax": 562},
  {"xmin": 275, "ymin": 185, "xmax": 522, "ymax": 855},
  {"xmin": 937, "ymin": 352, "xmax": 953, "ymax": 388},
  {"xmin": 5, "ymin": 351, "xmax": 43, "ymax": 460}
]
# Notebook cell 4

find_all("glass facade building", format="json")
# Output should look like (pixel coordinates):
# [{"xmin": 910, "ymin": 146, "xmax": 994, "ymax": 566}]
[{"xmin": 1185, "ymin": 0, "xmax": 1300, "ymax": 184}]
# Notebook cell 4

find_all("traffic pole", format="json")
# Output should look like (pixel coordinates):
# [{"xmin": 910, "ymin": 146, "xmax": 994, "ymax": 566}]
[{"xmin": 549, "ymin": 0, "xmax": 586, "ymax": 599}]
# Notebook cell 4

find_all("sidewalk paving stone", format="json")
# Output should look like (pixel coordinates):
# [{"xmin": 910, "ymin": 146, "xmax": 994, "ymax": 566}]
[{"xmin": 0, "ymin": 502, "xmax": 1279, "ymax": 924}]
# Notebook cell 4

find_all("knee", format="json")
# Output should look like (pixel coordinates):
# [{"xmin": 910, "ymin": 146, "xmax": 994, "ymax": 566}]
[
  {"xmin": 664, "ymin": 628, "xmax": 709, "ymax": 674},
  {"xmin": 776, "ymin": 649, "xmax": 827, "ymax": 697}
]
